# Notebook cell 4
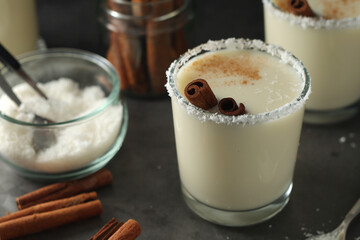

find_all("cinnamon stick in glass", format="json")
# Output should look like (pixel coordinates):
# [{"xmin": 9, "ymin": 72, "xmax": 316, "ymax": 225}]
[
  {"xmin": 0, "ymin": 200, "xmax": 103, "ymax": 240},
  {"xmin": 275, "ymin": 0, "xmax": 314, "ymax": 17},
  {"xmin": 288, "ymin": 0, "xmax": 314, "ymax": 17},
  {"xmin": 184, "ymin": 79, "xmax": 218, "ymax": 110},
  {"xmin": 0, "ymin": 192, "xmax": 98, "ymax": 224},
  {"xmin": 218, "ymin": 97, "xmax": 246, "ymax": 116},
  {"xmin": 16, "ymin": 168, "xmax": 113, "ymax": 210}
]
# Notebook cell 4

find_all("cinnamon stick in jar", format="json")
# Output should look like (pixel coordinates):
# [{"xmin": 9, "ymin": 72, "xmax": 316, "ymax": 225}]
[
  {"xmin": 146, "ymin": 0, "xmax": 178, "ymax": 94},
  {"xmin": 107, "ymin": 32, "xmax": 130, "ymax": 90},
  {"xmin": 116, "ymin": 32, "xmax": 149, "ymax": 93},
  {"xmin": 0, "ymin": 200, "xmax": 103, "ymax": 240},
  {"xmin": 107, "ymin": 0, "xmax": 150, "ymax": 94},
  {"xmin": 131, "ymin": 0, "xmax": 151, "ymax": 25},
  {"xmin": 106, "ymin": 0, "xmax": 190, "ymax": 96},
  {"xmin": 16, "ymin": 168, "xmax": 113, "ymax": 210},
  {"xmin": 172, "ymin": 0, "xmax": 188, "ymax": 55}
]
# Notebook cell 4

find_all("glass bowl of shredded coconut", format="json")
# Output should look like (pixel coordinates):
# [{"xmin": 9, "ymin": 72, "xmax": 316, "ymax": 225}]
[{"xmin": 0, "ymin": 49, "xmax": 128, "ymax": 181}]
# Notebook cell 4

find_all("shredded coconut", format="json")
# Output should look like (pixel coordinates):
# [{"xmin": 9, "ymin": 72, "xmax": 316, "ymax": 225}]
[
  {"xmin": 263, "ymin": 0, "xmax": 360, "ymax": 29},
  {"xmin": 165, "ymin": 38, "xmax": 310, "ymax": 125},
  {"xmin": 339, "ymin": 136, "xmax": 347, "ymax": 143},
  {"xmin": 0, "ymin": 78, "xmax": 123, "ymax": 173},
  {"xmin": 305, "ymin": 228, "xmax": 343, "ymax": 240}
]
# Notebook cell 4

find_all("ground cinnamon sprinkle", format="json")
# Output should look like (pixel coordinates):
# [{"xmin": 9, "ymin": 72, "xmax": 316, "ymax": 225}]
[
  {"xmin": 323, "ymin": 0, "xmax": 343, "ymax": 19},
  {"xmin": 321, "ymin": 0, "xmax": 357, "ymax": 19},
  {"xmin": 191, "ymin": 54, "xmax": 261, "ymax": 85}
]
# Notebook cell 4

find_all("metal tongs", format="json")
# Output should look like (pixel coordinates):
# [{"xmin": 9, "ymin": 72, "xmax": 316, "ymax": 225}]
[
  {"xmin": 0, "ymin": 43, "xmax": 48, "ymax": 100},
  {"xmin": 0, "ymin": 43, "xmax": 56, "ymax": 151}
]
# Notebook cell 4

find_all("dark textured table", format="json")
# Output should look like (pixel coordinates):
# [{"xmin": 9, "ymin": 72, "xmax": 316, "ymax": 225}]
[{"xmin": 0, "ymin": 1, "xmax": 359, "ymax": 239}]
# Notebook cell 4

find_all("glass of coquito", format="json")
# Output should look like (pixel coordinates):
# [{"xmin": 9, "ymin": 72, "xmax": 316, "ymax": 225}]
[
  {"xmin": 166, "ymin": 38, "xmax": 311, "ymax": 226},
  {"xmin": 0, "ymin": 0, "xmax": 39, "ymax": 56},
  {"xmin": 263, "ymin": 0, "xmax": 360, "ymax": 124}
]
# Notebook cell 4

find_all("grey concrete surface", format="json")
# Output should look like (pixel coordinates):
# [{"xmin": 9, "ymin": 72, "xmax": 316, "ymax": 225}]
[{"xmin": 0, "ymin": 1, "xmax": 359, "ymax": 239}]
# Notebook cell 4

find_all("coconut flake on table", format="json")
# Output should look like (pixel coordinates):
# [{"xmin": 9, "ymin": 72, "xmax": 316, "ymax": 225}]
[{"xmin": 0, "ymin": 78, "xmax": 123, "ymax": 173}]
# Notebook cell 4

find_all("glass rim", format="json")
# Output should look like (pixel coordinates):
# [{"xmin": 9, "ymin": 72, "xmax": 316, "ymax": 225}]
[
  {"xmin": 263, "ymin": 0, "xmax": 360, "ymax": 29},
  {"xmin": 165, "ymin": 38, "xmax": 311, "ymax": 125},
  {"xmin": 0, "ymin": 48, "xmax": 120, "ymax": 127},
  {"xmin": 103, "ymin": 0, "xmax": 191, "ymax": 22}
]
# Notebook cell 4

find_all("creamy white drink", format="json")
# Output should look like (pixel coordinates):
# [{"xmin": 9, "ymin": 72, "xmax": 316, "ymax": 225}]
[
  {"xmin": 0, "ymin": 0, "xmax": 38, "ymax": 56},
  {"xmin": 166, "ymin": 39, "xmax": 310, "ymax": 226},
  {"xmin": 307, "ymin": 0, "xmax": 360, "ymax": 19},
  {"xmin": 263, "ymin": 0, "xmax": 360, "ymax": 123}
]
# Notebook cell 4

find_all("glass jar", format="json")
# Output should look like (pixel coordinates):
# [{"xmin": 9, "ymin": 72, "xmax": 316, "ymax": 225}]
[
  {"xmin": 0, "ymin": 0, "xmax": 39, "ymax": 56},
  {"xmin": 99, "ymin": 0, "xmax": 194, "ymax": 98},
  {"xmin": 0, "ymin": 49, "xmax": 128, "ymax": 181}
]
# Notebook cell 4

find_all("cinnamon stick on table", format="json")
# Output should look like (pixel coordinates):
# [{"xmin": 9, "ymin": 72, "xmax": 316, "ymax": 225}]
[
  {"xmin": 0, "ymin": 192, "xmax": 97, "ymax": 224},
  {"xmin": 0, "ymin": 199, "xmax": 103, "ymax": 240},
  {"xmin": 16, "ymin": 168, "xmax": 113, "ymax": 210},
  {"xmin": 108, "ymin": 219, "xmax": 141, "ymax": 240},
  {"xmin": 89, "ymin": 218, "xmax": 124, "ymax": 240}
]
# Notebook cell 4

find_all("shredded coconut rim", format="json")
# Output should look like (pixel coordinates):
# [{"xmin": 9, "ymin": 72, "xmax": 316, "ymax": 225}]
[
  {"xmin": 165, "ymin": 38, "xmax": 311, "ymax": 125},
  {"xmin": 263, "ymin": 0, "xmax": 360, "ymax": 29}
]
